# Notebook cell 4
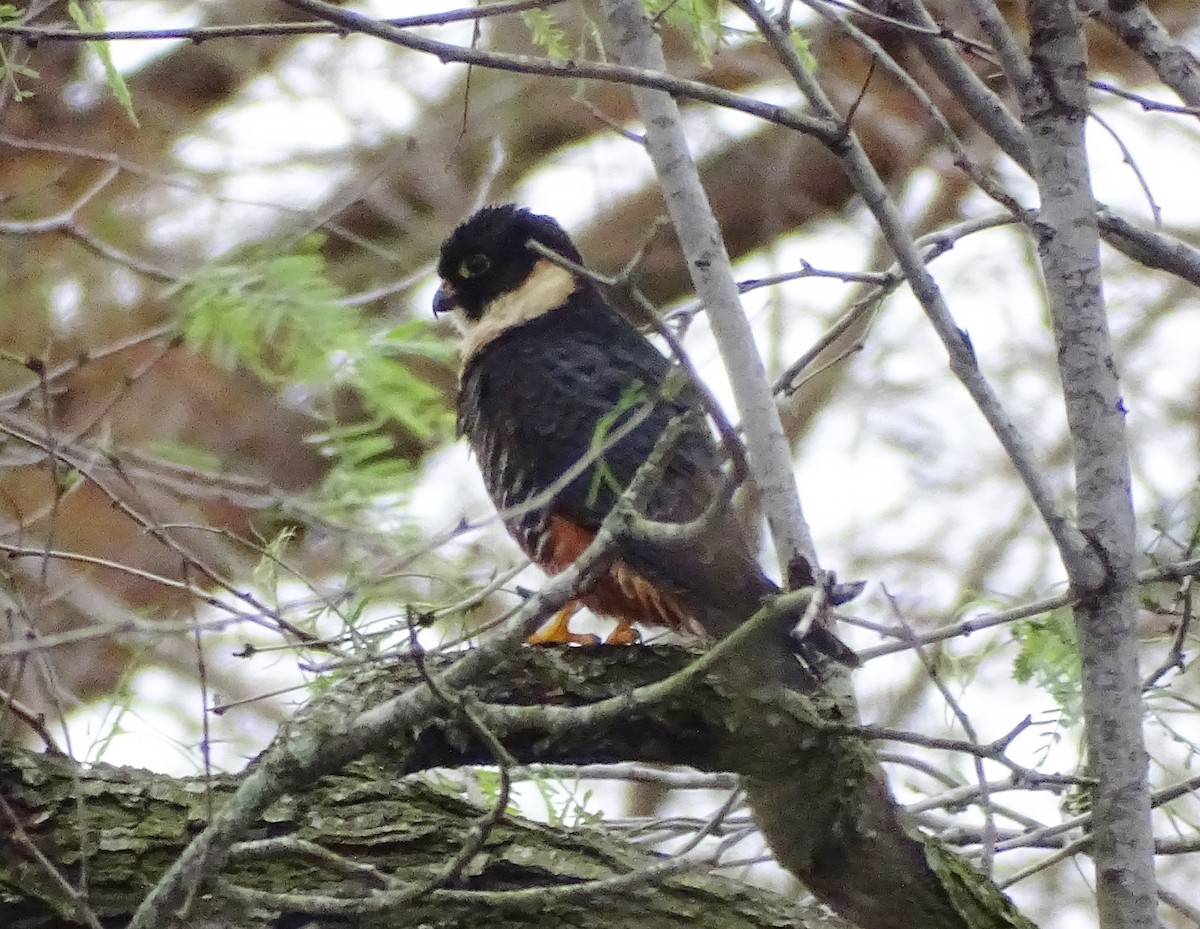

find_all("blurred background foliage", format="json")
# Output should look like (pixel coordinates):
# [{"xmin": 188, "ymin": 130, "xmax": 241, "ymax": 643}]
[{"xmin": 1, "ymin": 1, "xmax": 1199, "ymax": 924}]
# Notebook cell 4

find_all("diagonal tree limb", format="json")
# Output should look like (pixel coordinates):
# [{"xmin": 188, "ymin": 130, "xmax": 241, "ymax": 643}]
[
  {"xmin": 733, "ymin": 0, "xmax": 1104, "ymax": 589},
  {"xmin": 1078, "ymin": 0, "xmax": 1200, "ymax": 109},
  {"xmin": 277, "ymin": 0, "xmax": 841, "ymax": 142},
  {"xmin": 5, "ymin": 643, "xmax": 1036, "ymax": 929},
  {"xmin": 598, "ymin": 0, "xmax": 824, "ymax": 597}
]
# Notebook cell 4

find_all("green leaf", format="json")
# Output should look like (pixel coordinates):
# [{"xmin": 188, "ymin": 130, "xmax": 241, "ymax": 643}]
[
  {"xmin": 67, "ymin": 0, "xmax": 140, "ymax": 127},
  {"xmin": 176, "ymin": 239, "xmax": 453, "ymax": 518},
  {"xmin": 644, "ymin": 0, "xmax": 721, "ymax": 64},
  {"xmin": 139, "ymin": 440, "xmax": 225, "ymax": 472},
  {"xmin": 0, "ymin": 4, "xmax": 40, "ymax": 100},
  {"xmin": 251, "ymin": 527, "xmax": 298, "ymax": 593},
  {"xmin": 585, "ymin": 380, "xmax": 648, "ymax": 507},
  {"xmin": 176, "ymin": 240, "xmax": 348, "ymax": 384},
  {"xmin": 520, "ymin": 9, "xmax": 570, "ymax": 60},
  {"xmin": 789, "ymin": 27, "xmax": 818, "ymax": 72},
  {"xmin": 1011, "ymin": 610, "xmax": 1082, "ymax": 725}
]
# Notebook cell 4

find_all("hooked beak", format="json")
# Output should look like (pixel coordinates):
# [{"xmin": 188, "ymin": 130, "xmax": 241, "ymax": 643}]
[{"xmin": 432, "ymin": 283, "xmax": 458, "ymax": 318}]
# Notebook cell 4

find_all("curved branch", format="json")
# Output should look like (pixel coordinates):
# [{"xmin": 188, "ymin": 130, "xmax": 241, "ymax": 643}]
[{"xmin": 277, "ymin": 0, "xmax": 839, "ymax": 143}]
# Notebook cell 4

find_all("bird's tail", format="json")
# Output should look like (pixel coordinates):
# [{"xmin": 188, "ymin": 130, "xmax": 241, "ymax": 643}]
[
  {"xmin": 795, "ymin": 577, "xmax": 862, "ymax": 663},
  {"xmin": 794, "ymin": 622, "xmax": 860, "ymax": 668}
]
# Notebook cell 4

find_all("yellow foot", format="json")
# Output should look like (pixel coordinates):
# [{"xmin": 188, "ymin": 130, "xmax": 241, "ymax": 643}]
[
  {"xmin": 603, "ymin": 620, "xmax": 641, "ymax": 646},
  {"xmin": 527, "ymin": 604, "xmax": 601, "ymax": 646}
]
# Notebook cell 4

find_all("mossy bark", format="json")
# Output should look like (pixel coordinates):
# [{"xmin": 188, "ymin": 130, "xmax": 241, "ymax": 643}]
[{"xmin": 3, "ymin": 646, "xmax": 1034, "ymax": 929}]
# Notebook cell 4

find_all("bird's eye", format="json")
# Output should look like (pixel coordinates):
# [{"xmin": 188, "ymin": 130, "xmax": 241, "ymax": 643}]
[{"xmin": 459, "ymin": 254, "xmax": 490, "ymax": 279}]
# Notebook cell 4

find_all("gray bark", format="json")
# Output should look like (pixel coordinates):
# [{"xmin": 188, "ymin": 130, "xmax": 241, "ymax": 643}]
[
  {"xmin": 3, "ymin": 646, "xmax": 1035, "ymax": 929},
  {"xmin": 1015, "ymin": 3, "xmax": 1155, "ymax": 927}
]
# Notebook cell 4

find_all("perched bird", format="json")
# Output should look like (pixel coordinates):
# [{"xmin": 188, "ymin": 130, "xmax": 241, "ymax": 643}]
[{"xmin": 433, "ymin": 205, "xmax": 855, "ymax": 677}]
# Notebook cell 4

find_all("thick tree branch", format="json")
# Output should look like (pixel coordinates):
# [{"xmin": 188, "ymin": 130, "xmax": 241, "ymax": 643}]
[
  {"xmin": 1011, "ymin": 2, "xmax": 1155, "ymax": 927},
  {"xmin": 5, "ymin": 646, "xmax": 1033, "ymax": 929},
  {"xmin": 0, "ymin": 734, "xmax": 839, "ymax": 929}
]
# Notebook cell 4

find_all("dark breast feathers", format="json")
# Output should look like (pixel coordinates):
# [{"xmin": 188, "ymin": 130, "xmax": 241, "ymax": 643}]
[
  {"xmin": 457, "ymin": 289, "xmax": 776, "ymax": 641},
  {"xmin": 458, "ymin": 291, "xmax": 720, "ymax": 549}
]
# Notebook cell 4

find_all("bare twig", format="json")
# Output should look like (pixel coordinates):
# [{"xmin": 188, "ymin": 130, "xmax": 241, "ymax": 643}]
[
  {"xmin": 599, "ymin": 0, "xmax": 824, "ymax": 591},
  {"xmin": 277, "ymin": 0, "xmax": 840, "ymax": 143},
  {"xmin": 406, "ymin": 610, "xmax": 517, "ymax": 896},
  {"xmin": 0, "ymin": 686, "xmax": 63, "ymax": 752},
  {"xmin": 881, "ymin": 587, "xmax": 998, "ymax": 873},
  {"xmin": 1079, "ymin": 0, "xmax": 1200, "ymax": 111},
  {"xmin": 734, "ymin": 0, "xmax": 1103, "ymax": 587},
  {"xmin": 0, "ymin": 0, "xmax": 568, "ymax": 43}
]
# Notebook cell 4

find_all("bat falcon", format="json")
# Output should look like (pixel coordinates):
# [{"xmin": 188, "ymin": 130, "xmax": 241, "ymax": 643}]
[{"xmin": 433, "ymin": 205, "xmax": 855, "ymax": 674}]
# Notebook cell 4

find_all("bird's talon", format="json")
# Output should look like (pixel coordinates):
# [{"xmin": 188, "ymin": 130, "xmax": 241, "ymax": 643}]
[
  {"xmin": 527, "ymin": 604, "xmax": 600, "ymax": 646},
  {"xmin": 603, "ymin": 623, "xmax": 641, "ymax": 646}
]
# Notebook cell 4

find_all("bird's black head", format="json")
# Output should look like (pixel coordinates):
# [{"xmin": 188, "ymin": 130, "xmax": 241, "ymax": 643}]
[{"xmin": 434, "ymin": 205, "xmax": 584, "ymax": 323}]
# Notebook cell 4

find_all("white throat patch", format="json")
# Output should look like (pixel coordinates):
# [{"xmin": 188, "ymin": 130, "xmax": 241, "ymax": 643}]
[{"xmin": 457, "ymin": 259, "xmax": 578, "ymax": 367}]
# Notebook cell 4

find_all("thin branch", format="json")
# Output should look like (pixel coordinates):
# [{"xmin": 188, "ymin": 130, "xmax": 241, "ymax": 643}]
[
  {"xmin": 1158, "ymin": 884, "xmax": 1200, "ymax": 924},
  {"xmin": 277, "ymin": 0, "xmax": 840, "ymax": 143},
  {"xmin": 228, "ymin": 850, "xmax": 704, "ymax": 913},
  {"xmin": 0, "ymin": 162, "xmax": 176, "ymax": 281},
  {"xmin": 1141, "ymin": 576, "xmax": 1193, "ymax": 690},
  {"xmin": 881, "ymin": 587, "xmax": 998, "ymax": 874},
  {"xmin": 406, "ymin": 611, "xmax": 517, "ymax": 896},
  {"xmin": 0, "ymin": 0, "xmax": 568, "ymax": 43},
  {"xmin": 1090, "ymin": 80, "xmax": 1200, "ymax": 118},
  {"xmin": 599, "ymin": 0, "xmax": 823, "ymax": 588},
  {"xmin": 860, "ymin": 554, "xmax": 1200, "ymax": 661},
  {"xmin": 1079, "ymin": 0, "xmax": 1200, "ymax": 110},
  {"xmin": 516, "ymin": 763, "xmax": 738, "ymax": 790},
  {"xmin": 0, "ymin": 686, "xmax": 63, "ymax": 752},
  {"xmin": 229, "ymin": 836, "xmax": 398, "ymax": 888},
  {"xmin": 0, "ymin": 322, "xmax": 177, "ymax": 412},
  {"xmin": 733, "ymin": 0, "xmax": 1103, "ymax": 588},
  {"xmin": 773, "ymin": 212, "xmax": 1020, "ymax": 396},
  {"xmin": 0, "ymin": 795, "xmax": 105, "ymax": 929},
  {"xmin": 125, "ymin": 398, "xmax": 702, "ymax": 929},
  {"xmin": 1088, "ymin": 110, "xmax": 1162, "ymax": 226}
]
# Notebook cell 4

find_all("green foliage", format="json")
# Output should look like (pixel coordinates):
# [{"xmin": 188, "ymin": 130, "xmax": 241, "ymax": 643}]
[
  {"xmin": 66, "ymin": 0, "xmax": 139, "ymax": 126},
  {"xmin": 138, "ymin": 440, "xmax": 225, "ymax": 473},
  {"xmin": 175, "ymin": 238, "xmax": 453, "ymax": 515},
  {"xmin": 472, "ymin": 768, "xmax": 523, "ymax": 817},
  {"xmin": 527, "ymin": 772, "xmax": 604, "ymax": 827},
  {"xmin": 251, "ymin": 527, "xmax": 298, "ymax": 594},
  {"xmin": 520, "ymin": 9, "xmax": 570, "ymax": 60},
  {"xmin": 788, "ymin": 26, "xmax": 817, "ymax": 72},
  {"xmin": 0, "ymin": 5, "xmax": 39, "ymax": 101},
  {"xmin": 586, "ymin": 379, "xmax": 648, "ymax": 507},
  {"xmin": 520, "ymin": 1, "xmax": 726, "ymax": 69},
  {"xmin": 175, "ymin": 238, "xmax": 347, "ymax": 383},
  {"xmin": 645, "ymin": 0, "xmax": 722, "ymax": 63},
  {"xmin": 1011, "ymin": 609, "xmax": 1083, "ymax": 726}
]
